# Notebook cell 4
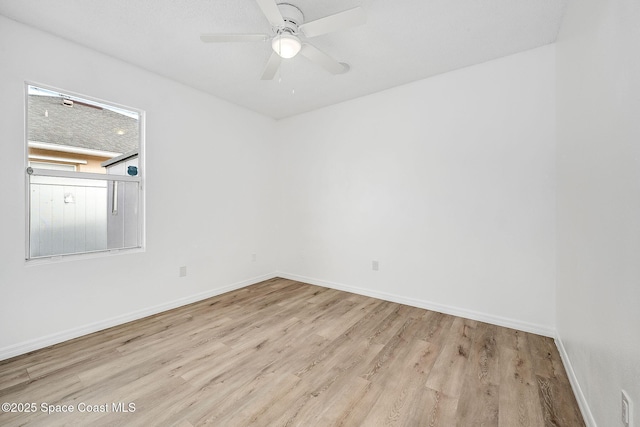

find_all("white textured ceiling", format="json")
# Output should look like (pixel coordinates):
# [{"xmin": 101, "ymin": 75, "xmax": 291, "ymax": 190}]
[{"xmin": 0, "ymin": 0, "xmax": 566, "ymax": 119}]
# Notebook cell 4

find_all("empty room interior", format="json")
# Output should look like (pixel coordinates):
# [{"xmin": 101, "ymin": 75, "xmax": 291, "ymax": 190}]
[{"xmin": 0, "ymin": 0, "xmax": 638, "ymax": 426}]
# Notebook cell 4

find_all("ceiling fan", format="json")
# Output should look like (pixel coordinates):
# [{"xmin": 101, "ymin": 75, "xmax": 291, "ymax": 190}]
[{"xmin": 200, "ymin": 0, "xmax": 365, "ymax": 80}]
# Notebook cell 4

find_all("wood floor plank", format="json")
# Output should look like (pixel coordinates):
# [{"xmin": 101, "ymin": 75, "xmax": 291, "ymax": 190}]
[
  {"xmin": 0, "ymin": 278, "xmax": 584, "ymax": 426},
  {"xmin": 528, "ymin": 333, "xmax": 570, "ymax": 382},
  {"xmin": 497, "ymin": 327, "xmax": 544, "ymax": 427},
  {"xmin": 456, "ymin": 322, "xmax": 501, "ymax": 426},
  {"xmin": 359, "ymin": 339, "xmax": 438, "ymax": 426},
  {"xmin": 498, "ymin": 347, "xmax": 545, "ymax": 427},
  {"xmin": 424, "ymin": 316, "xmax": 476, "ymax": 398},
  {"xmin": 537, "ymin": 375, "xmax": 586, "ymax": 427},
  {"xmin": 314, "ymin": 298, "xmax": 382, "ymax": 341},
  {"xmin": 409, "ymin": 310, "xmax": 456, "ymax": 346},
  {"xmin": 0, "ymin": 365, "xmax": 30, "ymax": 393},
  {"xmin": 466, "ymin": 322, "xmax": 500, "ymax": 386},
  {"xmin": 195, "ymin": 372, "xmax": 301, "ymax": 426},
  {"xmin": 273, "ymin": 367, "xmax": 371, "ymax": 426}
]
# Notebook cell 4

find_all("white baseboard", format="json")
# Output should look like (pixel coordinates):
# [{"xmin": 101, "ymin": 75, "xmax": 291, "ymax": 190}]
[
  {"xmin": 277, "ymin": 271, "xmax": 556, "ymax": 338},
  {"xmin": 555, "ymin": 333, "xmax": 597, "ymax": 427},
  {"xmin": 0, "ymin": 272, "xmax": 278, "ymax": 361}
]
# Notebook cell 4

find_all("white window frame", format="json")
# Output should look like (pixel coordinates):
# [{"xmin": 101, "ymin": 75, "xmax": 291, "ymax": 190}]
[{"xmin": 24, "ymin": 82, "xmax": 146, "ymax": 262}]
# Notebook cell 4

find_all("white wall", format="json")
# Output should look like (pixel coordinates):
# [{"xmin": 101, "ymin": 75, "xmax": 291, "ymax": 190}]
[
  {"xmin": 0, "ymin": 16, "xmax": 278, "ymax": 358},
  {"xmin": 276, "ymin": 45, "xmax": 557, "ymax": 335},
  {"xmin": 556, "ymin": 0, "xmax": 640, "ymax": 424}
]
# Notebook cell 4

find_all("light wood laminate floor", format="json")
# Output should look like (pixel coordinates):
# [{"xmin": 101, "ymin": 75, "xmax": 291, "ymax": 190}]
[{"xmin": 0, "ymin": 278, "xmax": 584, "ymax": 426}]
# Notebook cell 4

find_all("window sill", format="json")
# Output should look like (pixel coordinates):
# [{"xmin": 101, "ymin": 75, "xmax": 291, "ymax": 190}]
[{"xmin": 25, "ymin": 246, "xmax": 145, "ymax": 266}]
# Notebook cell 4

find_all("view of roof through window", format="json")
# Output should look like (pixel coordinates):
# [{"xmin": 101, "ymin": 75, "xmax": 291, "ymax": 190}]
[{"xmin": 27, "ymin": 85, "xmax": 139, "ymax": 167}]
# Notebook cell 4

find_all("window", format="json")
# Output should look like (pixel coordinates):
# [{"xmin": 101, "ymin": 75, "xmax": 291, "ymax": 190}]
[{"xmin": 25, "ymin": 84, "xmax": 144, "ymax": 260}]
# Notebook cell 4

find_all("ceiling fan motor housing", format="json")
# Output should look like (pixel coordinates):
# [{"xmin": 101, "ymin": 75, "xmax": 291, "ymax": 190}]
[{"xmin": 276, "ymin": 3, "xmax": 304, "ymax": 34}]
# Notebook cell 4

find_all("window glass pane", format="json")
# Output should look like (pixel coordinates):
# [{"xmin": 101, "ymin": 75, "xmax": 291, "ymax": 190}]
[
  {"xmin": 27, "ymin": 85, "xmax": 139, "ymax": 174},
  {"xmin": 29, "ymin": 176, "xmax": 140, "ymax": 258}
]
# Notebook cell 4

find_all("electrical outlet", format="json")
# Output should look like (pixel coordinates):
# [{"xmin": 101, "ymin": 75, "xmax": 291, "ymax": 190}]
[
  {"xmin": 372, "ymin": 260, "xmax": 379, "ymax": 271},
  {"xmin": 252, "ymin": 253, "xmax": 257, "ymax": 262},
  {"xmin": 179, "ymin": 266, "xmax": 187, "ymax": 277},
  {"xmin": 622, "ymin": 390, "xmax": 632, "ymax": 427}
]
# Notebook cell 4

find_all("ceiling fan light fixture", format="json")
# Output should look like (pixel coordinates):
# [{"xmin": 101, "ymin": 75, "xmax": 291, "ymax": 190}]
[{"xmin": 272, "ymin": 33, "xmax": 301, "ymax": 59}]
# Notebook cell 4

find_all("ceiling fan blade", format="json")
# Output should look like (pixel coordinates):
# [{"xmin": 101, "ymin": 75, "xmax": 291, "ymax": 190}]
[
  {"xmin": 261, "ymin": 51, "xmax": 282, "ymax": 80},
  {"xmin": 299, "ymin": 7, "xmax": 365, "ymax": 38},
  {"xmin": 255, "ymin": 0, "xmax": 285, "ymax": 28},
  {"xmin": 300, "ymin": 44, "xmax": 349, "ymax": 75},
  {"xmin": 200, "ymin": 34, "xmax": 270, "ymax": 43}
]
